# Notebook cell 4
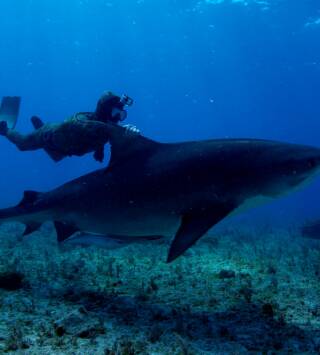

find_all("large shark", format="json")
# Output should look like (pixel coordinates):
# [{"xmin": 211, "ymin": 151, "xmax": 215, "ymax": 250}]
[{"xmin": 0, "ymin": 123, "xmax": 320, "ymax": 262}]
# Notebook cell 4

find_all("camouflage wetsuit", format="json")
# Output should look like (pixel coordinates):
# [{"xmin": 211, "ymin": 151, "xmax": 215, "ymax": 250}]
[
  {"xmin": 1, "ymin": 92, "xmax": 133, "ymax": 162},
  {"xmin": 5, "ymin": 112, "xmax": 112, "ymax": 161}
]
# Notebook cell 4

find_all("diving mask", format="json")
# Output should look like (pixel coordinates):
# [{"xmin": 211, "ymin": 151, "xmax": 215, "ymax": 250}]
[{"xmin": 120, "ymin": 94, "xmax": 134, "ymax": 107}]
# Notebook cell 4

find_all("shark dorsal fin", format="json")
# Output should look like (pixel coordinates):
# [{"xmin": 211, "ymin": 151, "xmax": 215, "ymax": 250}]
[
  {"xmin": 18, "ymin": 190, "xmax": 42, "ymax": 208},
  {"xmin": 105, "ymin": 122, "xmax": 160, "ymax": 168}
]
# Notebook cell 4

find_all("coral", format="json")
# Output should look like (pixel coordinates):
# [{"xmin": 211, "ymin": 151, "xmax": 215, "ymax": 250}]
[{"xmin": 0, "ymin": 222, "xmax": 319, "ymax": 353}]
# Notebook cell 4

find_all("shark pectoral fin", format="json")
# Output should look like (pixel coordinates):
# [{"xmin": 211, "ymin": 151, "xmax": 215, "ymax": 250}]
[
  {"xmin": 167, "ymin": 204, "xmax": 235, "ymax": 263},
  {"xmin": 54, "ymin": 221, "xmax": 79, "ymax": 243},
  {"xmin": 23, "ymin": 221, "xmax": 42, "ymax": 236}
]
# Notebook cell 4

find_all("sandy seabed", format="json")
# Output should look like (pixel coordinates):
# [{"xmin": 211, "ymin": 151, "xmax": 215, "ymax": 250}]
[{"xmin": 0, "ymin": 222, "xmax": 319, "ymax": 354}]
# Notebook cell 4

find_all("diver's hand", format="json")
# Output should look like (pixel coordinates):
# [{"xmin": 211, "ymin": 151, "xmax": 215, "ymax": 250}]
[
  {"xmin": 0, "ymin": 121, "xmax": 8, "ymax": 136},
  {"xmin": 123, "ymin": 124, "xmax": 140, "ymax": 135}
]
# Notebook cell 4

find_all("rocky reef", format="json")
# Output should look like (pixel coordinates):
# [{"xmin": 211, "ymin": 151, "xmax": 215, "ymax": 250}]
[{"xmin": 0, "ymin": 221, "xmax": 319, "ymax": 354}]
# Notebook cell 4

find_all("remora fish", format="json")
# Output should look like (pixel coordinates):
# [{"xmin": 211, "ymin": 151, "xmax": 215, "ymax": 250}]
[
  {"xmin": 62, "ymin": 232, "xmax": 163, "ymax": 249},
  {"xmin": 1, "ymin": 124, "xmax": 320, "ymax": 262}
]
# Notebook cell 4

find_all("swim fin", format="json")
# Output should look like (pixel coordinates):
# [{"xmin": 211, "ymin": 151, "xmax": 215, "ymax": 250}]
[{"xmin": 0, "ymin": 96, "xmax": 21, "ymax": 129}]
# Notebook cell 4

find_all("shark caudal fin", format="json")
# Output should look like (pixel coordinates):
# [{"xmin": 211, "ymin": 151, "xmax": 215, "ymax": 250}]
[{"xmin": 0, "ymin": 96, "xmax": 21, "ymax": 129}]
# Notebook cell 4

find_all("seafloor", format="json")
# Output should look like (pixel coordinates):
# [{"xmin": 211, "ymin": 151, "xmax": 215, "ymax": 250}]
[{"xmin": 0, "ymin": 221, "xmax": 319, "ymax": 354}]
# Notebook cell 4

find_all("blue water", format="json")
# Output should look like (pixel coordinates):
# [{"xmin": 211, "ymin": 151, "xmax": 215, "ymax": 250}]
[{"xmin": 0, "ymin": 0, "xmax": 319, "ymax": 225}]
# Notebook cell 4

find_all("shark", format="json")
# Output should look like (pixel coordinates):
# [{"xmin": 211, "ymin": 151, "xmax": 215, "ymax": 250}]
[{"xmin": 0, "ymin": 123, "xmax": 320, "ymax": 262}]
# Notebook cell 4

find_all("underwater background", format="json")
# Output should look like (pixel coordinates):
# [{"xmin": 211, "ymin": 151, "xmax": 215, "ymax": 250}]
[
  {"xmin": 0, "ymin": 0, "xmax": 320, "ymax": 224},
  {"xmin": 0, "ymin": 0, "xmax": 320, "ymax": 353}
]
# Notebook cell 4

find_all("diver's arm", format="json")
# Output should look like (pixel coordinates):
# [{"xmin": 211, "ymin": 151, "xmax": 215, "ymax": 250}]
[{"xmin": 0, "ymin": 121, "xmax": 43, "ymax": 151}]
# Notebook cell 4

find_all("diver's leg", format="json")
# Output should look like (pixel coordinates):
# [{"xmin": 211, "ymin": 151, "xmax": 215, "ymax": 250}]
[
  {"xmin": 5, "ymin": 129, "xmax": 44, "ymax": 151},
  {"xmin": 0, "ymin": 120, "xmax": 44, "ymax": 151},
  {"xmin": 0, "ymin": 119, "xmax": 65, "ymax": 161},
  {"xmin": 8, "ymin": 126, "xmax": 65, "ymax": 161}
]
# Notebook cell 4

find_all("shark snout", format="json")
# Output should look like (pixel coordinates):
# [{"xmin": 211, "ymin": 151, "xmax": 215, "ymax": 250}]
[
  {"xmin": 306, "ymin": 153, "xmax": 320, "ymax": 170},
  {"xmin": 258, "ymin": 143, "xmax": 320, "ymax": 199},
  {"xmin": 298, "ymin": 146, "xmax": 320, "ymax": 173},
  {"xmin": 287, "ymin": 145, "xmax": 320, "ymax": 185}
]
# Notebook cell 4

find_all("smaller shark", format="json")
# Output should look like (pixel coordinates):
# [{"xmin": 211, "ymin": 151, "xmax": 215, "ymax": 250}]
[{"xmin": 0, "ymin": 123, "xmax": 320, "ymax": 262}]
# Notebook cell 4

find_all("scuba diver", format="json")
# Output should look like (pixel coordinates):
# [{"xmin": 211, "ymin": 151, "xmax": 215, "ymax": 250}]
[{"xmin": 0, "ymin": 92, "xmax": 138, "ymax": 162}]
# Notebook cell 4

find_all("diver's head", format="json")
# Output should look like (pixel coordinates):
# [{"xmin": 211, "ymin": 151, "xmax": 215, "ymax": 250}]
[{"xmin": 95, "ymin": 92, "xmax": 133, "ymax": 123}]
